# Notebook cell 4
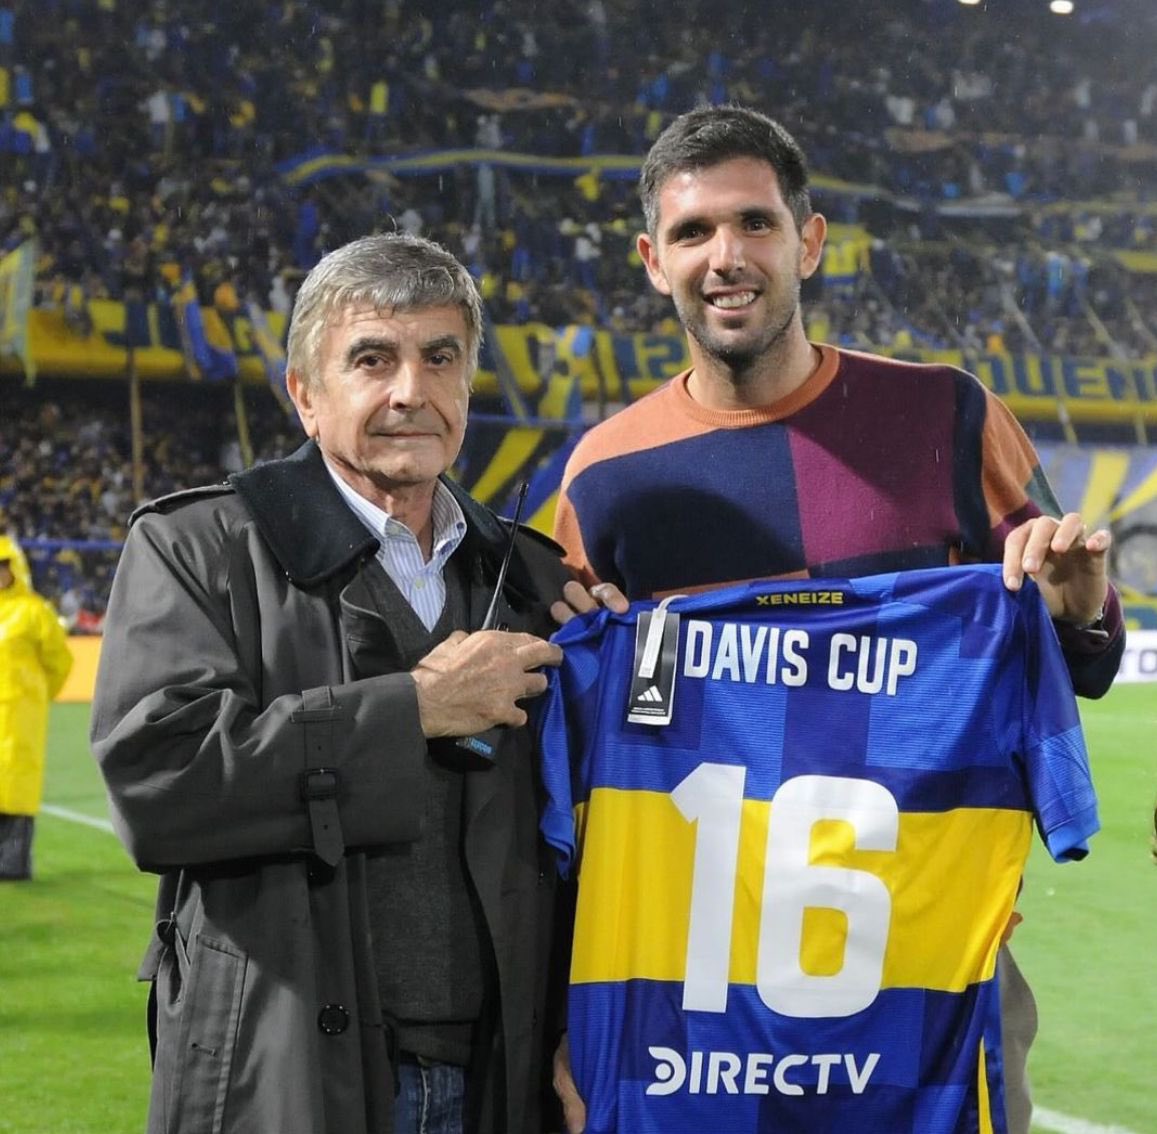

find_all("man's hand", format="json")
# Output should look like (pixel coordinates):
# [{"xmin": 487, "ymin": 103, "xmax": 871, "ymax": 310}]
[
  {"xmin": 1002, "ymin": 512, "xmax": 1111, "ymax": 626},
  {"xmin": 551, "ymin": 579, "xmax": 630, "ymax": 626},
  {"xmin": 411, "ymin": 630, "xmax": 562, "ymax": 737},
  {"xmin": 553, "ymin": 1033, "xmax": 587, "ymax": 1134}
]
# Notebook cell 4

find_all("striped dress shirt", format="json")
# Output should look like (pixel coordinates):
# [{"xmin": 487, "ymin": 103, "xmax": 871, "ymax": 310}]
[{"xmin": 326, "ymin": 463, "xmax": 467, "ymax": 631}]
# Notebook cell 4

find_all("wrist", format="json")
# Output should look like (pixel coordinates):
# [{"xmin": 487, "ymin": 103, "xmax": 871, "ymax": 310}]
[{"xmin": 1072, "ymin": 603, "xmax": 1107, "ymax": 633}]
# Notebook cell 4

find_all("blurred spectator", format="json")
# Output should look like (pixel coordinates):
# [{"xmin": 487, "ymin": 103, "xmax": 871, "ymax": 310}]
[{"xmin": 0, "ymin": 532, "xmax": 72, "ymax": 881}]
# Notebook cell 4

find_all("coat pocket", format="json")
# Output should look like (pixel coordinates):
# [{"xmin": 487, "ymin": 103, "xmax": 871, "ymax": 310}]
[{"xmin": 161, "ymin": 933, "xmax": 247, "ymax": 1134}]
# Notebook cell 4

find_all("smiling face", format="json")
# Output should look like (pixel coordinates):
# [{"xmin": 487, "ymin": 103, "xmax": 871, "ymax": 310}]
[
  {"xmin": 637, "ymin": 157, "xmax": 826, "ymax": 394},
  {"xmin": 287, "ymin": 303, "xmax": 471, "ymax": 513}
]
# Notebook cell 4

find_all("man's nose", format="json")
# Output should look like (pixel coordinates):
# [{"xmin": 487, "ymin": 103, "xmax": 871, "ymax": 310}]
[
  {"xmin": 709, "ymin": 228, "xmax": 746, "ymax": 274},
  {"xmin": 388, "ymin": 362, "xmax": 427, "ymax": 408}
]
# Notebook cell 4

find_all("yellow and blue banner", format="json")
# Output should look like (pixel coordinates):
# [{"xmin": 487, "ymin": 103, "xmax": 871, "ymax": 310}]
[
  {"xmin": 8, "ymin": 305, "xmax": 1157, "ymax": 428},
  {"xmin": 172, "ymin": 276, "xmax": 238, "ymax": 382},
  {"xmin": 6, "ymin": 300, "xmax": 1157, "ymax": 556},
  {"xmin": 274, "ymin": 147, "xmax": 876, "ymax": 197},
  {"xmin": 245, "ymin": 300, "xmax": 293, "ymax": 414}
]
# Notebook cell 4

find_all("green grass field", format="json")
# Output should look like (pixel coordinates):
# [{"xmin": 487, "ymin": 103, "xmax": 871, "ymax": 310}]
[{"xmin": 1, "ymin": 691, "xmax": 1152, "ymax": 1134}]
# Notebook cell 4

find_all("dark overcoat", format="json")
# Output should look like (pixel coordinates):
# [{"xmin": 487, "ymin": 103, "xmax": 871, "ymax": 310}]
[{"xmin": 91, "ymin": 442, "xmax": 571, "ymax": 1134}]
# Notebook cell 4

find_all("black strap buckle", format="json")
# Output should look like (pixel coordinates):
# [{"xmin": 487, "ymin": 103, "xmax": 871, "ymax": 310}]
[{"xmin": 299, "ymin": 767, "xmax": 341, "ymax": 802}]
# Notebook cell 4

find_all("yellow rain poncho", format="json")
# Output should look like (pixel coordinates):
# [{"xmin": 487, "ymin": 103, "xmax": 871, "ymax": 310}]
[{"xmin": 0, "ymin": 535, "xmax": 73, "ymax": 816}]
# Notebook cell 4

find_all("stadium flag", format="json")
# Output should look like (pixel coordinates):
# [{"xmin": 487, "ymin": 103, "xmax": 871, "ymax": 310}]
[
  {"xmin": 0, "ymin": 239, "xmax": 38, "ymax": 384},
  {"xmin": 129, "ymin": 368, "xmax": 145, "ymax": 504},
  {"xmin": 203, "ymin": 307, "xmax": 240, "ymax": 381},
  {"xmin": 245, "ymin": 300, "xmax": 294, "ymax": 416},
  {"xmin": 483, "ymin": 314, "xmax": 531, "ymax": 422},
  {"xmin": 523, "ymin": 428, "xmax": 583, "ymax": 536},
  {"xmin": 171, "ymin": 275, "xmax": 237, "ymax": 382},
  {"xmin": 123, "ymin": 295, "xmax": 152, "ymax": 349}
]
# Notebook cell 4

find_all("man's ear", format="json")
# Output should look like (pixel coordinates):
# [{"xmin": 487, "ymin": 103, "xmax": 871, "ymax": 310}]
[
  {"xmin": 799, "ymin": 213, "xmax": 827, "ymax": 281},
  {"xmin": 636, "ymin": 231, "xmax": 672, "ymax": 297},
  {"xmin": 286, "ymin": 370, "xmax": 319, "ymax": 439}
]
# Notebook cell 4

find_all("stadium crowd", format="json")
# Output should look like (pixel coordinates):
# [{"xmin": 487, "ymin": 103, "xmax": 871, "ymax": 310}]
[
  {"xmin": 0, "ymin": 379, "xmax": 299, "ymax": 630},
  {"xmin": 3, "ymin": 0, "xmax": 1157, "ymax": 343},
  {"xmin": 2, "ymin": 0, "xmax": 1156, "ymax": 617}
]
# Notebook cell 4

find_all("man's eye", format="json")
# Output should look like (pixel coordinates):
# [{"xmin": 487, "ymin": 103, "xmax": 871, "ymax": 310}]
[{"xmin": 428, "ymin": 352, "xmax": 454, "ymax": 366}]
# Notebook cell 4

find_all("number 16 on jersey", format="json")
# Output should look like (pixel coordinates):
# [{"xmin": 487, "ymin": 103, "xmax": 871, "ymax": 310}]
[{"xmin": 675, "ymin": 766, "xmax": 898, "ymax": 1019}]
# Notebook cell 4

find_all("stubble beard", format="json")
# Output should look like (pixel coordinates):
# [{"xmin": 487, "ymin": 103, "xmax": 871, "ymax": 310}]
[{"xmin": 676, "ymin": 282, "xmax": 801, "ymax": 387}]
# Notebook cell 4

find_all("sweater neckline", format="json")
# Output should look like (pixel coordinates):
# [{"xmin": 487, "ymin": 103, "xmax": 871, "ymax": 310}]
[{"xmin": 671, "ymin": 343, "xmax": 840, "ymax": 427}]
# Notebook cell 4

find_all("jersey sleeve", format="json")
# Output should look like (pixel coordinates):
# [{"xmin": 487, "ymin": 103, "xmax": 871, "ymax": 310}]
[
  {"xmin": 1016, "ymin": 582, "xmax": 1101, "ymax": 861},
  {"xmin": 539, "ymin": 613, "xmax": 611, "ymax": 876},
  {"xmin": 538, "ymin": 668, "xmax": 578, "ymax": 877}
]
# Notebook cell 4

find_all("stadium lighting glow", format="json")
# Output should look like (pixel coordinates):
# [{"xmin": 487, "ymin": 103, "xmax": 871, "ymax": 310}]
[
  {"xmin": 957, "ymin": 0, "xmax": 982, "ymax": 6},
  {"xmin": 1049, "ymin": 0, "xmax": 1074, "ymax": 12}
]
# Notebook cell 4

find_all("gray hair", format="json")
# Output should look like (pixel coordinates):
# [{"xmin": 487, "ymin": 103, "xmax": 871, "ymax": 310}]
[
  {"xmin": 286, "ymin": 232, "xmax": 484, "ymax": 387},
  {"xmin": 639, "ymin": 105, "xmax": 813, "ymax": 237}
]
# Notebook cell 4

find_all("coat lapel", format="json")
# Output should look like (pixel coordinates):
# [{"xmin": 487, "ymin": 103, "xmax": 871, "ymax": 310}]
[
  {"xmin": 228, "ymin": 442, "xmax": 378, "ymax": 587},
  {"xmin": 230, "ymin": 442, "xmax": 541, "ymax": 872}
]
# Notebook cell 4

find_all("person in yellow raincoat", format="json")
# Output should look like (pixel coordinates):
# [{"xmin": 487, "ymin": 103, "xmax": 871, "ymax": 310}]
[{"xmin": 0, "ymin": 534, "xmax": 74, "ymax": 880}]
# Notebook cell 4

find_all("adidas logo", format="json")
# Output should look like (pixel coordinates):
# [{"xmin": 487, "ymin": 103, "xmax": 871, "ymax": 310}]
[{"xmin": 636, "ymin": 685, "xmax": 664, "ymax": 704}]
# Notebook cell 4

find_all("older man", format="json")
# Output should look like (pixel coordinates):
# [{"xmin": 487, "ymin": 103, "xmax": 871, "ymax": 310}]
[{"xmin": 92, "ymin": 233, "xmax": 570, "ymax": 1134}]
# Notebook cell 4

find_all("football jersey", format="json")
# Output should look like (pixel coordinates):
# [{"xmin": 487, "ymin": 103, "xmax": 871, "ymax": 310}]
[{"xmin": 538, "ymin": 565, "xmax": 1098, "ymax": 1134}]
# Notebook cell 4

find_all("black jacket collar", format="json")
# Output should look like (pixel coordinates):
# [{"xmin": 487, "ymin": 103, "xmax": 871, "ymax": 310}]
[{"xmin": 229, "ymin": 441, "xmax": 516, "ymax": 589}]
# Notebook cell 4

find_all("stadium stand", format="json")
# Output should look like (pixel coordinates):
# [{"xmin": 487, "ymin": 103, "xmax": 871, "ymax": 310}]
[{"xmin": 2, "ymin": 0, "xmax": 1156, "ymax": 626}]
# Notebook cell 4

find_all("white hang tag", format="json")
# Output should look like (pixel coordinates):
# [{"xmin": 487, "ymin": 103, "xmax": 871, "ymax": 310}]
[{"xmin": 627, "ymin": 595, "xmax": 685, "ymax": 727}]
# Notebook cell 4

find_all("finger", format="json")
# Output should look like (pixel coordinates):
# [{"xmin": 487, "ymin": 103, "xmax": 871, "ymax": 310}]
[
  {"xmin": 592, "ymin": 581, "xmax": 630, "ymax": 613},
  {"xmin": 561, "ymin": 1087, "xmax": 587, "ymax": 1134},
  {"xmin": 1085, "ymin": 527, "xmax": 1112, "ymax": 554},
  {"xmin": 551, "ymin": 598, "xmax": 579, "ymax": 626},
  {"xmin": 553, "ymin": 1055, "xmax": 587, "ymax": 1134},
  {"xmin": 564, "ymin": 578, "xmax": 599, "ymax": 614},
  {"xmin": 1002, "ymin": 523, "xmax": 1033, "ymax": 590},
  {"xmin": 1047, "ymin": 512, "xmax": 1088, "ymax": 555},
  {"xmin": 1020, "ymin": 517, "xmax": 1063, "ymax": 574},
  {"xmin": 564, "ymin": 1096, "xmax": 587, "ymax": 1134},
  {"xmin": 486, "ymin": 703, "xmax": 530, "ymax": 729},
  {"xmin": 515, "ymin": 640, "xmax": 564, "ymax": 669},
  {"xmin": 491, "ymin": 630, "xmax": 553, "ymax": 653},
  {"xmin": 519, "ymin": 671, "xmax": 550, "ymax": 699}
]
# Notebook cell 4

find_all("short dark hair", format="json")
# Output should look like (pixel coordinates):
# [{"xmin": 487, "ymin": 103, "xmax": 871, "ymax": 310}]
[{"xmin": 639, "ymin": 105, "xmax": 813, "ymax": 236}]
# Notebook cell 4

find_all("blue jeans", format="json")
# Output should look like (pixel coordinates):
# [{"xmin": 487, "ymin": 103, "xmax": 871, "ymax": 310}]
[{"xmin": 393, "ymin": 1057, "xmax": 466, "ymax": 1134}]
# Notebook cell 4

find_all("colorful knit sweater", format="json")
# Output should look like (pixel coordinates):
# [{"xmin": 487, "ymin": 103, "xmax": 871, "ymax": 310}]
[{"xmin": 554, "ymin": 345, "xmax": 1123, "ymax": 697}]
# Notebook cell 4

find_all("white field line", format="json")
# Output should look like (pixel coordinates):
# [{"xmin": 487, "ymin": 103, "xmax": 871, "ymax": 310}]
[
  {"xmin": 1033, "ymin": 1109, "xmax": 1141, "ymax": 1134},
  {"xmin": 41, "ymin": 802, "xmax": 115, "ymax": 834},
  {"xmin": 37, "ymin": 805, "xmax": 1142, "ymax": 1134}
]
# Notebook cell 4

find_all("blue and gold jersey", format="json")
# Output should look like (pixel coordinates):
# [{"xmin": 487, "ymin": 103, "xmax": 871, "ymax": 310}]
[{"xmin": 539, "ymin": 565, "xmax": 1098, "ymax": 1134}]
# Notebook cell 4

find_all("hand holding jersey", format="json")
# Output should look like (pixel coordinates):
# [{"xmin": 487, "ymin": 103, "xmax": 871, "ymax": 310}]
[
  {"xmin": 552, "ymin": 579, "xmax": 631, "ymax": 627},
  {"xmin": 1001, "ymin": 512, "xmax": 1112, "ymax": 630}
]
